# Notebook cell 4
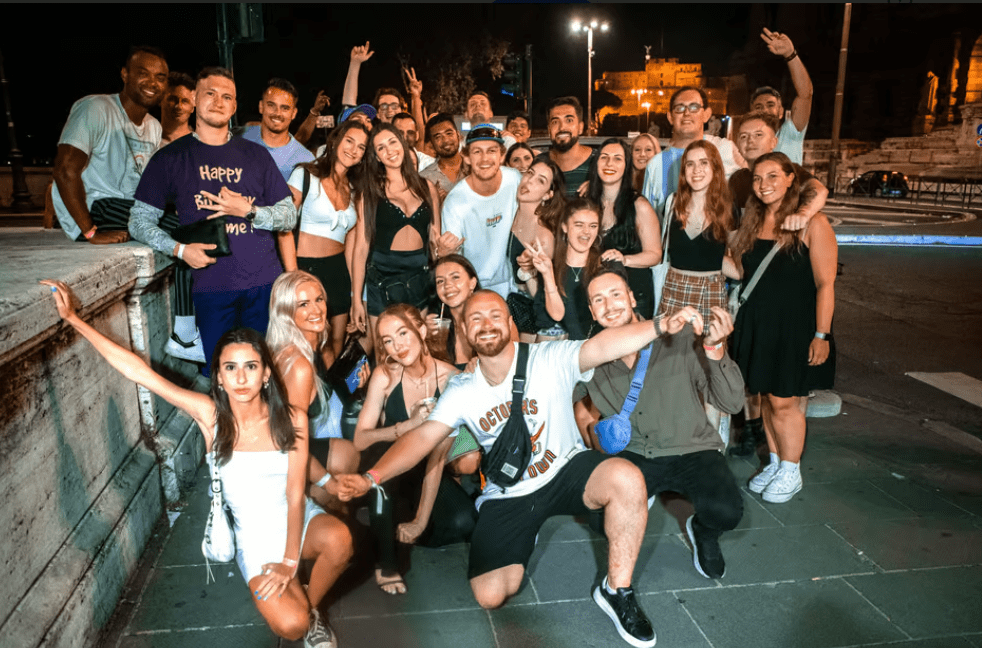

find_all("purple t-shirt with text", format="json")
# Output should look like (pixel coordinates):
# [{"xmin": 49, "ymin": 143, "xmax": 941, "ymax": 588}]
[{"xmin": 135, "ymin": 135, "xmax": 291, "ymax": 293}]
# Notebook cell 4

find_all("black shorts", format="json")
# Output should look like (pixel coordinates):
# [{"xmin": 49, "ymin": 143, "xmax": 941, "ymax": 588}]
[
  {"xmin": 365, "ymin": 249, "xmax": 432, "ymax": 316},
  {"xmin": 467, "ymin": 450, "xmax": 608, "ymax": 579},
  {"xmin": 298, "ymin": 252, "xmax": 352, "ymax": 317}
]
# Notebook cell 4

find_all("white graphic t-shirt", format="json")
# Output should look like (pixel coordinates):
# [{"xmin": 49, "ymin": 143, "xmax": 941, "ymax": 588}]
[
  {"xmin": 52, "ymin": 94, "xmax": 161, "ymax": 240},
  {"xmin": 429, "ymin": 340, "xmax": 593, "ymax": 509},
  {"xmin": 440, "ymin": 166, "xmax": 521, "ymax": 299}
]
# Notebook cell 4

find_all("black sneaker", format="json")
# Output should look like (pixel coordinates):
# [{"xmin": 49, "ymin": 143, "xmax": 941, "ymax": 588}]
[
  {"xmin": 685, "ymin": 515, "xmax": 725, "ymax": 579},
  {"xmin": 592, "ymin": 582, "xmax": 657, "ymax": 647}
]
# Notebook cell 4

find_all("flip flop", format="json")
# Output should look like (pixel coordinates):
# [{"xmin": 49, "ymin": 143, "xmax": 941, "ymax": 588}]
[{"xmin": 375, "ymin": 568, "xmax": 407, "ymax": 595}]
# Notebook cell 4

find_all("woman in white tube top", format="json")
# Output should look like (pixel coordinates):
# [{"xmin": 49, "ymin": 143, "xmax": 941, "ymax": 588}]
[
  {"xmin": 281, "ymin": 119, "xmax": 371, "ymax": 359},
  {"xmin": 42, "ymin": 280, "xmax": 350, "ymax": 648}
]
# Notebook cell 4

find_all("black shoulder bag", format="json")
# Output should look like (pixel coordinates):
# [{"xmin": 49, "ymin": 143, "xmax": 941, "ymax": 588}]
[{"xmin": 481, "ymin": 343, "xmax": 532, "ymax": 488}]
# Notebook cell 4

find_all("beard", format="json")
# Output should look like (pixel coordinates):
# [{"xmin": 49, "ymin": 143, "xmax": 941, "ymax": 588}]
[
  {"xmin": 551, "ymin": 131, "xmax": 578, "ymax": 153},
  {"xmin": 470, "ymin": 328, "xmax": 510, "ymax": 358}
]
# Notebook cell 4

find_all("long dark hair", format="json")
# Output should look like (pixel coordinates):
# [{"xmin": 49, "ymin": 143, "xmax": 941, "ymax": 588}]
[
  {"xmin": 587, "ymin": 138, "xmax": 640, "ymax": 252},
  {"xmin": 360, "ymin": 123, "xmax": 433, "ymax": 247},
  {"xmin": 673, "ymin": 140, "xmax": 733, "ymax": 243},
  {"xmin": 527, "ymin": 158, "xmax": 568, "ymax": 232},
  {"xmin": 553, "ymin": 198, "xmax": 602, "ymax": 298},
  {"xmin": 434, "ymin": 254, "xmax": 481, "ymax": 364},
  {"xmin": 209, "ymin": 328, "xmax": 296, "ymax": 465},
  {"xmin": 298, "ymin": 119, "xmax": 370, "ymax": 196},
  {"xmin": 730, "ymin": 152, "xmax": 803, "ymax": 257}
]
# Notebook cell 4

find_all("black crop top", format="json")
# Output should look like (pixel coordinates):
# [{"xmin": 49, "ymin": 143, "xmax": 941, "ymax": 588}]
[
  {"xmin": 383, "ymin": 362, "xmax": 442, "ymax": 424},
  {"xmin": 667, "ymin": 217, "xmax": 727, "ymax": 272},
  {"xmin": 374, "ymin": 196, "xmax": 431, "ymax": 251}
]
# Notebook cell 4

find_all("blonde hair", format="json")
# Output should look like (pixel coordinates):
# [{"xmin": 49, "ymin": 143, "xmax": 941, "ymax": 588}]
[{"xmin": 267, "ymin": 270, "xmax": 331, "ymax": 402}]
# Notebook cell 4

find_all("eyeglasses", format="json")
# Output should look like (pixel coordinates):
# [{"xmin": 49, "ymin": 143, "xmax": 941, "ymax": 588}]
[
  {"xmin": 672, "ymin": 103, "xmax": 704, "ymax": 114},
  {"xmin": 378, "ymin": 102, "xmax": 401, "ymax": 112}
]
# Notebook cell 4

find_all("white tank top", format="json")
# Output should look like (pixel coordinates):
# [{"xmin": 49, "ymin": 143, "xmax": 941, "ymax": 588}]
[{"xmin": 288, "ymin": 167, "xmax": 358, "ymax": 244}]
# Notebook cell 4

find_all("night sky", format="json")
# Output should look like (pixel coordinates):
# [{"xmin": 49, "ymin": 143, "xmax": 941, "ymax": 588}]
[{"xmin": 2, "ymin": 3, "xmax": 980, "ymax": 164}]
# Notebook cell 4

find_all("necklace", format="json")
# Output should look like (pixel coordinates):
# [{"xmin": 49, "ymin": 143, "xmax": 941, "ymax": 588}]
[{"xmin": 570, "ymin": 266, "xmax": 583, "ymax": 283}]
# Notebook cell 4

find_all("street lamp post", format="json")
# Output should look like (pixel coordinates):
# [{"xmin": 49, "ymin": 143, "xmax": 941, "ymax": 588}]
[
  {"xmin": 642, "ymin": 101, "xmax": 652, "ymax": 132},
  {"xmin": 572, "ymin": 19, "xmax": 609, "ymax": 135}
]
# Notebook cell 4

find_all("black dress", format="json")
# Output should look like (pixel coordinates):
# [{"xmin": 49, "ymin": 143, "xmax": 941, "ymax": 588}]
[
  {"xmin": 731, "ymin": 238, "xmax": 835, "ymax": 398},
  {"xmin": 601, "ymin": 208, "xmax": 655, "ymax": 319}
]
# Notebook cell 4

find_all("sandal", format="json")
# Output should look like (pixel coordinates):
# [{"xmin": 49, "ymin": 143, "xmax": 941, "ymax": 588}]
[{"xmin": 375, "ymin": 568, "xmax": 407, "ymax": 595}]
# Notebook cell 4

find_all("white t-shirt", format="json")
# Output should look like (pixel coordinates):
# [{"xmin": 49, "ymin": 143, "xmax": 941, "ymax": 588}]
[
  {"xmin": 287, "ymin": 167, "xmax": 356, "ymax": 245},
  {"xmin": 775, "ymin": 119, "xmax": 807, "ymax": 166},
  {"xmin": 441, "ymin": 166, "xmax": 521, "ymax": 298},
  {"xmin": 429, "ymin": 341, "xmax": 593, "ymax": 509},
  {"xmin": 641, "ymin": 134, "xmax": 745, "ymax": 217},
  {"xmin": 52, "ymin": 94, "xmax": 161, "ymax": 240},
  {"xmin": 416, "ymin": 150, "xmax": 436, "ymax": 173}
]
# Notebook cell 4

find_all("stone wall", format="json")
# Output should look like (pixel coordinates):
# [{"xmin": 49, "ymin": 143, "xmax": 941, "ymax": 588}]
[
  {"xmin": 803, "ymin": 103, "xmax": 982, "ymax": 185},
  {"xmin": 0, "ymin": 167, "xmax": 52, "ymax": 209},
  {"xmin": 0, "ymin": 230, "xmax": 200, "ymax": 648}
]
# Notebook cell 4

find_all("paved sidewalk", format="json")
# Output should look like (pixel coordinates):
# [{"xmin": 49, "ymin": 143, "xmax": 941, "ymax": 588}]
[{"xmin": 103, "ymin": 395, "xmax": 982, "ymax": 648}]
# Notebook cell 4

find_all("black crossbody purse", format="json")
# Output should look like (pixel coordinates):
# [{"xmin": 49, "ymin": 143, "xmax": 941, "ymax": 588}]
[{"xmin": 481, "ymin": 343, "xmax": 532, "ymax": 488}]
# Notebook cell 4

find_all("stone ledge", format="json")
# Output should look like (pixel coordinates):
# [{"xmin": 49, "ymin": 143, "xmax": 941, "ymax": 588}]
[{"xmin": 0, "ymin": 229, "xmax": 173, "ymax": 365}]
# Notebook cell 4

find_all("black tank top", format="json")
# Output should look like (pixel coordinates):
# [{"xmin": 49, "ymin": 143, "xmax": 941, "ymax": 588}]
[
  {"xmin": 373, "ymin": 196, "xmax": 431, "ymax": 251},
  {"xmin": 667, "ymin": 217, "xmax": 727, "ymax": 272},
  {"xmin": 382, "ymin": 362, "xmax": 442, "ymax": 424}
]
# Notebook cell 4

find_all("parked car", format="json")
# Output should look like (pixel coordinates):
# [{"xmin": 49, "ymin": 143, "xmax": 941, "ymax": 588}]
[{"xmin": 849, "ymin": 170, "xmax": 910, "ymax": 198}]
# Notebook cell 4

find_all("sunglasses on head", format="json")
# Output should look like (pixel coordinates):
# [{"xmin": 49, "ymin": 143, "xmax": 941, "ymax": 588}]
[{"xmin": 467, "ymin": 126, "xmax": 503, "ymax": 142}]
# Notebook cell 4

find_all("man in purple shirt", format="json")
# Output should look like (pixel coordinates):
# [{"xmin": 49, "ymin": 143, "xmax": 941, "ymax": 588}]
[{"xmin": 129, "ymin": 67, "xmax": 296, "ymax": 375}]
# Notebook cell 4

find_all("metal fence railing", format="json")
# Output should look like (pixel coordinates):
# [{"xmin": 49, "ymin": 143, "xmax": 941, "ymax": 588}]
[{"xmin": 831, "ymin": 175, "xmax": 982, "ymax": 208}]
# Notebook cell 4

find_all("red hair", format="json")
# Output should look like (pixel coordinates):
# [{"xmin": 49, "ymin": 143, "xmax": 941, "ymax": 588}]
[{"xmin": 673, "ymin": 140, "xmax": 733, "ymax": 243}]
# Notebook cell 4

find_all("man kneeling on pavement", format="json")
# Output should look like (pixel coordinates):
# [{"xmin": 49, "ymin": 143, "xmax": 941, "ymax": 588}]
[
  {"xmin": 337, "ymin": 287, "xmax": 727, "ymax": 647},
  {"xmin": 577, "ymin": 264, "xmax": 745, "ymax": 580}
]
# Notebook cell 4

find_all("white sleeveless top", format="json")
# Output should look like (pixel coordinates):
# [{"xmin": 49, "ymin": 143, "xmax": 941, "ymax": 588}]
[{"xmin": 288, "ymin": 166, "xmax": 357, "ymax": 244}]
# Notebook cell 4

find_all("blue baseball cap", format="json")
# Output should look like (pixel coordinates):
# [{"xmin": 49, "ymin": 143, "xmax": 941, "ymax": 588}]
[
  {"xmin": 341, "ymin": 103, "xmax": 377, "ymax": 123},
  {"xmin": 466, "ymin": 123, "xmax": 504, "ymax": 145}
]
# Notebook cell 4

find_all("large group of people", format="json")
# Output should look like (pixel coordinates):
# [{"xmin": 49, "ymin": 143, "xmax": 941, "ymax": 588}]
[{"xmin": 45, "ymin": 27, "xmax": 836, "ymax": 648}]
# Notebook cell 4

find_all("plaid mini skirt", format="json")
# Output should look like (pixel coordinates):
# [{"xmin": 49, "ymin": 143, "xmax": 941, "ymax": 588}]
[{"xmin": 656, "ymin": 267, "xmax": 727, "ymax": 324}]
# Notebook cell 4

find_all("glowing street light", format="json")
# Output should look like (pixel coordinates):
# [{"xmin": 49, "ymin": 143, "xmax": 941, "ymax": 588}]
[{"xmin": 571, "ymin": 18, "xmax": 610, "ymax": 134}]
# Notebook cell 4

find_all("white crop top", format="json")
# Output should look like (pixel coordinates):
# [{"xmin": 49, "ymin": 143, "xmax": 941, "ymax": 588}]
[{"xmin": 288, "ymin": 167, "xmax": 357, "ymax": 245}]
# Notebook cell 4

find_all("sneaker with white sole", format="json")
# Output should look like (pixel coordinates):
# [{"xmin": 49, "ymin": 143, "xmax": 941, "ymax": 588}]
[
  {"xmin": 304, "ymin": 608, "xmax": 337, "ymax": 648},
  {"xmin": 748, "ymin": 461, "xmax": 780, "ymax": 494},
  {"xmin": 593, "ymin": 583, "xmax": 657, "ymax": 647},
  {"xmin": 762, "ymin": 466, "xmax": 803, "ymax": 503},
  {"xmin": 685, "ymin": 516, "xmax": 725, "ymax": 579},
  {"xmin": 165, "ymin": 333, "xmax": 205, "ymax": 363}
]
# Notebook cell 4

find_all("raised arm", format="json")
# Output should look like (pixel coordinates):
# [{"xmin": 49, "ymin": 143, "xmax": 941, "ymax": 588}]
[
  {"xmin": 406, "ymin": 68, "xmax": 427, "ymax": 151},
  {"xmin": 762, "ymin": 28, "xmax": 812, "ymax": 132},
  {"xmin": 342, "ymin": 42, "xmax": 374, "ymax": 107},
  {"xmin": 295, "ymin": 91, "xmax": 329, "ymax": 147},
  {"xmin": 41, "ymin": 280, "xmax": 215, "ymax": 430}
]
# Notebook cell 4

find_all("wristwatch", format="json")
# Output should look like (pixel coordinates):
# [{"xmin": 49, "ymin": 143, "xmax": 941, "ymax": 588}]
[{"xmin": 245, "ymin": 205, "xmax": 258, "ymax": 222}]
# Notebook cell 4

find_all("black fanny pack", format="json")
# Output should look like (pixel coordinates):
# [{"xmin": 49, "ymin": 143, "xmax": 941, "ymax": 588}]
[
  {"xmin": 366, "ymin": 262, "xmax": 432, "ymax": 307},
  {"xmin": 481, "ymin": 343, "xmax": 532, "ymax": 488}
]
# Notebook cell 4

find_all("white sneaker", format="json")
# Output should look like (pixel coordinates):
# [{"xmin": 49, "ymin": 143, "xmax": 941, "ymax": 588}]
[
  {"xmin": 165, "ymin": 333, "xmax": 205, "ymax": 363},
  {"xmin": 748, "ymin": 462, "xmax": 780, "ymax": 494},
  {"xmin": 762, "ymin": 466, "xmax": 803, "ymax": 503},
  {"xmin": 304, "ymin": 608, "xmax": 337, "ymax": 648}
]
